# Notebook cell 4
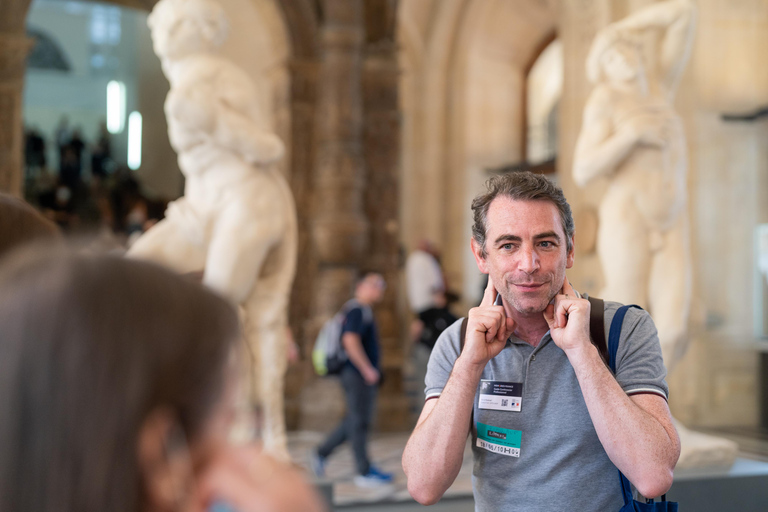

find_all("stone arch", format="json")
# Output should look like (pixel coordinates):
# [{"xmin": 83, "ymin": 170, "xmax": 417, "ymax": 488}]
[
  {"xmin": 398, "ymin": 0, "xmax": 558, "ymax": 306},
  {"xmin": 522, "ymin": 29, "xmax": 558, "ymax": 164}
]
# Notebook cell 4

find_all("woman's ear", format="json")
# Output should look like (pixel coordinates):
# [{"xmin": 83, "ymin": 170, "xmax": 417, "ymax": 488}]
[{"xmin": 138, "ymin": 408, "xmax": 193, "ymax": 511}]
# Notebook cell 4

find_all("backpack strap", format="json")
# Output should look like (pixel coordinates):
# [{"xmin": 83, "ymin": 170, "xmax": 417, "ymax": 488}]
[
  {"xmin": 459, "ymin": 317, "xmax": 469, "ymax": 350},
  {"xmin": 607, "ymin": 304, "xmax": 643, "ymax": 374},
  {"xmin": 587, "ymin": 296, "xmax": 609, "ymax": 367},
  {"xmin": 608, "ymin": 304, "xmax": 643, "ymax": 506},
  {"xmin": 343, "ymin": 299, "xmax": 373, "ymax": 324}
]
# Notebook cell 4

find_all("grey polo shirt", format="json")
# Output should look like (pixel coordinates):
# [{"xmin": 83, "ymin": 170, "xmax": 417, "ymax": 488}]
[{"xmin": 425, "ymin": 300, "xmax": 668, "ymax": 512}]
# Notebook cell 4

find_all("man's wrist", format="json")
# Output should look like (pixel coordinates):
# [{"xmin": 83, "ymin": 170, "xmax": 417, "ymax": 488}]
[
  {"xmin": 453, "ymin": 353, "xmax": 487, "ymax": 382},
  {"xmin": 563, "ymin": 341, "xmax": 601, "ymax": 370}
]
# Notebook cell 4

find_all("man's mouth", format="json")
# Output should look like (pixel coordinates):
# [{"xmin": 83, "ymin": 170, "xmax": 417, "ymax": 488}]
[{"xmin": 513, "ymin": 282, "xmax": 545, "ymax": 292}]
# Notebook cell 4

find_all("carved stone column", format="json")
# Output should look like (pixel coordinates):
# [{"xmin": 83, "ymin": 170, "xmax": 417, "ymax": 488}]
[
  {"xmin": 557, "ymin": 0, "xmax": 613, "ymax": 294},
  {"xmin": 0, "ymin": 0, "xmax": 34, "ymax": 196},
  {"xmin": 299, "ymin": 0, "xmax": 368, "ymax": 429},
  {"xmin": 362, "ymin": 12, "xmax": 406, "ymax": 428},
  {"xmin": 311, "ymin": 0, "xmax": 368, "ymax": 299},
  {"xmin": 283, "ymin": 58, "xmax": 319, "ymax": 429}
]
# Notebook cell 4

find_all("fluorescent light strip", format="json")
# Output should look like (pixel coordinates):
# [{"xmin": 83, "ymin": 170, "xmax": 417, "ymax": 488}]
[
  {"xmin": 106, "ymin": 80, "xmax": 125, "ymax": 134},
  {"xmin": 127, "ymin": 111, "xmax": 142, "ymax": 170}
]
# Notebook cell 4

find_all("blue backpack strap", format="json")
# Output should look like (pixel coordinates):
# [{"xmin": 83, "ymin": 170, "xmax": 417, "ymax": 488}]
[
  {"xmin": 608, "ymin": 304, "xmax": 643, "ymax": 506},
  {"xmin": 607, "ymin": 304, "xmax": 643, "ymax": 374}
]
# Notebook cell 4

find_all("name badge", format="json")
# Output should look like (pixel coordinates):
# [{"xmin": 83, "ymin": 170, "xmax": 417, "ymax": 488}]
[
  {"xmin": 478, "ymin": 380, "xmax": 522, "ymax": 412},
  {"xmin": 477, "ymin": 421, "xmax": 521, "ymax": 457}
]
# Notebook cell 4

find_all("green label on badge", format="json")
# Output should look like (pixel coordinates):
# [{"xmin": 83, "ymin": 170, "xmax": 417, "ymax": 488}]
[
  {"xmin": 476, "ymin": 422, "xmax": 522, "ymax": 457},
  {"xmin": 477, "ymin": 422, "xmax": 521, "ymax": 448}
]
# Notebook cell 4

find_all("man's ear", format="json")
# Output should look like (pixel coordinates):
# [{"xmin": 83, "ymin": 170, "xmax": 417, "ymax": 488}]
[
  {"xmin": 471, "ymin": 238, "xmax": 489, "ymax": 274},
  {"xmin": 566, "ymin": 235, "xmax": 575, "ymax": 269}
]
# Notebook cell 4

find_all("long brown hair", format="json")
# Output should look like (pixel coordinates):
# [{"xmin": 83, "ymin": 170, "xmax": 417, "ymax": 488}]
[{"xmin": 0, "ymin": 248, "xmax": 240, "ymax": 512}]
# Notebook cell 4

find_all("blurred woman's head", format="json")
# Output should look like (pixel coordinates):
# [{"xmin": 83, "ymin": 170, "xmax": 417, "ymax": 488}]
[{"xmin": 0, "ymin": 249, "xmax": 240, "ymax": 512}]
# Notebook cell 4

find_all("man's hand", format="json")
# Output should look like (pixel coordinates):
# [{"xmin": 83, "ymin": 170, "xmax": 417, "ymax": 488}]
[
  {"xmin": 361, "ymin": 366, "xmax": 380, "ymax": 386},
  {"xmin": 462, "ymin": 276, "xmax": 516, "ymax": 368},
  {"xmin": 543, "ymin": 277, "xmax": 592, "ymax": 355}
]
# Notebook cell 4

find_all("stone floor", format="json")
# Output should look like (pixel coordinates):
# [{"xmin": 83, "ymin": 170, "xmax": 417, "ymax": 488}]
[
  {"xmin": 288, "ymin": 431, "xmax": 474, "ymax": 507},
  {"xmin": 288, "ymin": 428, "xmax": 768, "ymax": 510}
]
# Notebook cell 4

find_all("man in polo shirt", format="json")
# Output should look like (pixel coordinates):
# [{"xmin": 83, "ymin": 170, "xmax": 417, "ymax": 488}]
[{"xmin": 402, "ymin": 172, "xmax": 680, "ymax": 511}]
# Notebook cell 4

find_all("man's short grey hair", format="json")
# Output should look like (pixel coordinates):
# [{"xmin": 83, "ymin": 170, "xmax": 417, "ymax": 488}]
[{"xmin": 471, "ymin": 171, "xmax": 575, "ymax": 257}]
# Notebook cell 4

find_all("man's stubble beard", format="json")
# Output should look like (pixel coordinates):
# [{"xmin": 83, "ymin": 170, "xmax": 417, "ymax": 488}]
[{"xmin": 498, "ymin": 279, "xmax": 560, "ymax": 316}]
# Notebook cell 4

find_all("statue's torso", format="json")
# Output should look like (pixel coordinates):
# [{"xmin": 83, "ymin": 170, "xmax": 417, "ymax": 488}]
[{"xmin": 606, "ymin": 90, "xmax": 687, "ymax": 231}]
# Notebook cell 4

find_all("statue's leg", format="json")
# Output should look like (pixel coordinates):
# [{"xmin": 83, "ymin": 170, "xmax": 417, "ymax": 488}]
[
  {"xmin": 243, "ymin": 295, "xmax": 290, "ymax": 462},
  {"xmin": 127, "ymin": 219, "xmax": 206, "ymax": 274},
  {"xmin": 203, "ymin": 214, "xmax": 276, "ymax": 304},
  {"xmin": 648, "ymin": 215, "xmax": 692, "ymax": 374},
  {"xmin": 649, "ymin": 217, "xmax": 737, "ymax": 470},
  {"xmin": 597, "ymin": 197, "xmax": 651, "ymax": 307}
]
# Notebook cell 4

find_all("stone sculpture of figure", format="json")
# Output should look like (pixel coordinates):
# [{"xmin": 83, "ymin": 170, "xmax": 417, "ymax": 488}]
[
  {"xmin": 128, "ymin": 0, "xmax": 297, "ymax": 462},
  {"xmin": 574, "ymin": 0, "xmax": 737, "ymax": 469}
]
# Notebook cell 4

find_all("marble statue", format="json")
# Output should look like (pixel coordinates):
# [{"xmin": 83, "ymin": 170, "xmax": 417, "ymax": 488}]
[
  {"xmin": 128, "ymin": 0, "xmax": 297, "ymax": 462},
  {"xmin": 573, "ymin": 0, "xmax": 737, "ymax": 469}
]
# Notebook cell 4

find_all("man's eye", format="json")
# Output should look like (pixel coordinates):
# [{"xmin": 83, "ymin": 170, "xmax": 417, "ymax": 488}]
[
  {"xmin": 501, "ymin": 243, "xmax": 513, "ymax": 250},
  {"xmin": 539, "ymin": 241, "xmax": 553, "ymax": 248}
]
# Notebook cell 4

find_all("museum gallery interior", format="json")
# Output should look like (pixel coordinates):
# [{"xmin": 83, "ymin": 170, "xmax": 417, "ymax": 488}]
[{"xmin": 2, "ymin": 0, "xmax": 768, "ymax": 510}]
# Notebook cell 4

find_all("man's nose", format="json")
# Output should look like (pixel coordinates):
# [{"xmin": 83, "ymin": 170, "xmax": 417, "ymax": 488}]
[{"xmin": 518, "ymin": 246, "xmax": 540, "ymax": 274}]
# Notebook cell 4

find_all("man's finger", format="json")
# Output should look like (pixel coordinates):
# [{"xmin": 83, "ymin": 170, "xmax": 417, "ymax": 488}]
[
  {"xmin": 555, "ymin": 301, "xmax": 570, "ymax": 329},
  {"xmin": 543, "ymin": 304, "xmax": 556, "ymax": 330},
  {"xmin": 498, "ymin": 316, "xmax": 516, "ymax": 342},
  {"xmin": 480, "ymin": 274, "xmax": 497, "ymax": 307},
  {"xmin": 505, "ymin": 317, "xmax": 516, "ymax": 338}
]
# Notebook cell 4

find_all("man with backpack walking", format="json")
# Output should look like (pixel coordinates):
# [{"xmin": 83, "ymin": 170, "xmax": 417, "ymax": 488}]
[
  {"xmin": 402, "ymin": 172, "xmax": 680, "ymax": 510},
  {"xmin": 312, "ymin": 271, "xmax": 394, "ymax": 487}
]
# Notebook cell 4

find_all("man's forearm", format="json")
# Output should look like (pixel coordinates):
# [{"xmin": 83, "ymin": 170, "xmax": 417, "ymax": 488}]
[
  {"xmin": 567, "ymin": 343, "xmax": 679, "ymax": 497},
  {"xmin": 342, "ymin": 333, "xmax": 375, "ymax": 374},
  {"xmin": 403, "ymin": 355, "xmax": 481, "ymax": 505}
]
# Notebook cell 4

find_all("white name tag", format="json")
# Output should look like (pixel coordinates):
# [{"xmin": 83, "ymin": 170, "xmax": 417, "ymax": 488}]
[
  {"xmin": 477, "ymin": 438, "xmax": 521, "ymax": 457},
  {"xmin": 478, "ymin": 380, "xmax": 522, "ymax": 412}
]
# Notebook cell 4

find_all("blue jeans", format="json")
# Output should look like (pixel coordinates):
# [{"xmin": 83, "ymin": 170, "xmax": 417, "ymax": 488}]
[{"xmin": 317, "ymin": 365, "xmax": 378, "ymax": 475}]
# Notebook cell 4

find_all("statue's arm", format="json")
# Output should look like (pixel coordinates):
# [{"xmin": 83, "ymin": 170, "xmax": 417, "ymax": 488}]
[
  {"xmin": 612, "ymin": 0, "xmax": 696, "ymax": 93},
  {"xmin": 573, "ymin": 89, "xmax": 639, "ymax": 187},
  {"xmin": 211, "ymin": 68, "xmax": 285, "ymax": 164},
  {"xmin": 214, "ymin": 102, "xmax": 285, "ymax": 165},
  {"xmin": 657, "ymin": 0, "xmax": 696, "ymax": 94},
  {"xmin": 612, "ymin": 0, "xmax": 693, "ymax": 33}
]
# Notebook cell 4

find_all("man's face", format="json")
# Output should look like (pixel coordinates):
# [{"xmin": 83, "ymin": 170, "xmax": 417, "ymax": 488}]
[
  {"xmin": 359, "ymin": 274, "xmax": 386, "ymax": 304},
  {"xmin": 472, "ymin": 197, "xmax": 574, "ymax": 316}
]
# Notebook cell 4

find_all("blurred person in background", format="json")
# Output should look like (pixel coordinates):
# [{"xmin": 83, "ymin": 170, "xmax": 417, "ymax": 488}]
[
  {"xmin": 90, "ymin": 121, "xmax": 113, "ymax": 181},
  {"xmin": 405, "ymin": 240, "xmax": 454, "ymax": 405},
  {"xmin": 405, "ymin": 239, "xmax": 445, "ymax": 316},
  {"xmin": 0, "ymin": 249, "xmax": 324, "ymax": 512},
  {"xmin": 409, "ymin": 290, "xmax": 458, "ymax": 403},
  {"xmin": 312, "ymin": 271, "xmax": 393, "ymax": 487}
]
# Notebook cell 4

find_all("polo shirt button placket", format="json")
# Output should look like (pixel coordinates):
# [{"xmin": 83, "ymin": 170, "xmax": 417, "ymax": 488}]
[{"xmin": 530, "ymin": 354, "xmax": 536, "ymax": 362}]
